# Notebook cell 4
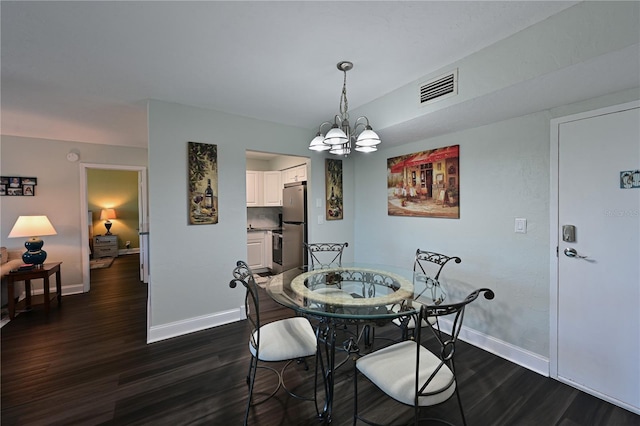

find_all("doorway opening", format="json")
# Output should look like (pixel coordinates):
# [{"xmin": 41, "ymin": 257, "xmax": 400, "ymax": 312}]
[
  {"xmin": 80, "ymin": 163, "xmax": 149, "ymax": 293},
  {"xmin": 246, "ymin": 150, "xmax": 310, "ymax": 274}
]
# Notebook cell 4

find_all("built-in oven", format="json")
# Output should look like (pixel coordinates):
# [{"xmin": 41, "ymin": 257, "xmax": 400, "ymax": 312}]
[{"xmin": 272, "ymin": 230, "xmax": 283, "ymax": 273}]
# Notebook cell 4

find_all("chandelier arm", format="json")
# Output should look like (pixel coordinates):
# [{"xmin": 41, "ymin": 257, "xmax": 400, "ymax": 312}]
[
  {"xmin": 354, "ymin": 116, "xmax": 371, "ymax": 127},
  {"xmin": 352, "ymin": 118, "xmax": 370, "ymax": 136},
  {"xmin": 317, "ymin": 121, "xmax": 334, "ymax": 134}
]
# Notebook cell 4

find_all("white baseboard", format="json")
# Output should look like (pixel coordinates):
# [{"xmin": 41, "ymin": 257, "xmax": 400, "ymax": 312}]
[
  {"xmin": 118, "ymin": 248, "xmax": 140, "ymax": 255},
  {"xmin": 439, "ymin": 317, "xmax": 550, "ymax": 376},
  {"xmin": 16, "ymin": 283, "xmax": 85, "ymax": 300},
  {"xmin": 61, "ymin": 283, "xmax": 85, "ymax": 296},
  {"xmin": 147, "ymin": 307, "xmax": 245, "ymax": 344}
]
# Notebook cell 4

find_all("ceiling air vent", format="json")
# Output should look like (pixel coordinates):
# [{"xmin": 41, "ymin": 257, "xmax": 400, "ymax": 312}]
[{"xmin": 419, "ymin": 69, "xmax": 458, "ymax": 106}]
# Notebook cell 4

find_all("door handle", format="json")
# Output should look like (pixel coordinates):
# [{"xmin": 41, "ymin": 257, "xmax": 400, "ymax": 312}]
[{"xmin": 564, "ymin": 247, "xmax": 588, "ymax": 259}]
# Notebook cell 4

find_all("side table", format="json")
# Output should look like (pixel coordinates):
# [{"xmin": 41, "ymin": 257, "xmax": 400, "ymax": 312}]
[
  {"xmin": 6, "ymin": 262, "xmax": 62, "ymax": 319},
  {"xmin": 93, "ymin": 235, "xmax": 118, "ymax": 258}
]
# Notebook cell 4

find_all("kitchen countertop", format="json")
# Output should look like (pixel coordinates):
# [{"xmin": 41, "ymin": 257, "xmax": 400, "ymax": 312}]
[{"xmin": 247, "ymin": 227, "xmax": 282, "ymax": 232}]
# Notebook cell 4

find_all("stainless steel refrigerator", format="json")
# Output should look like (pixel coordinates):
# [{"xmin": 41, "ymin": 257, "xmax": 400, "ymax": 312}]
[{"xmin": 282, "ymin": 182, "xmax": 307, "ymax": 271}]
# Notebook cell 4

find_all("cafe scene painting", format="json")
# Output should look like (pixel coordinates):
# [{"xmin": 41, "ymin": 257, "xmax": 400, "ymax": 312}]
[{"xmin": 387, "ymin": 144, "xmax": 459, "ymax": 219}]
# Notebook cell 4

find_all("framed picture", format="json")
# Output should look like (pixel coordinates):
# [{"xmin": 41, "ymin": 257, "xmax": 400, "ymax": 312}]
[
  {"xmin": 7, "ymin": 187, "xmax": 23, "ymax": 196},
  {"xmin": 387, "ymin": 144, "xmax": 459, "ymax": 218},
  {"xmin": 23, "ymin": 185, "xmax": 35, "ymax": 196},
  {"xmin": 1, "ymin": 176, "xmax": 37, "ymax": 196},
  {"xmin": 187, "ymin": 142, "xmax": 218, "ymax": 225},
  {"xmin": 325, "ymin": 158, "xmax": 343, "ymax": 220}
]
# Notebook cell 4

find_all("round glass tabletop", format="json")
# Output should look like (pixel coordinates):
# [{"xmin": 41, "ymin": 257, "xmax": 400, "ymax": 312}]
[{"xmin": 266, "ymin": 263, "xmax": 447, "ymax": 321}]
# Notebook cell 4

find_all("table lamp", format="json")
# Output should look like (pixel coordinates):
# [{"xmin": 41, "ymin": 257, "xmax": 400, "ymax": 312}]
[
  {"xmin": 100, "ymin": 208, "xmax": 116, "ymax": 235},
  {"xmin": 7, "ymin": 215, "xmax": 58, "ymax": 266}
]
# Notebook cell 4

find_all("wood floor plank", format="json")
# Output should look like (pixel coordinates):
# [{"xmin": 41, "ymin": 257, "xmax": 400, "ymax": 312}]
[{"xmin": 2, "ymin": 254, "xmax": 638, "ymax": 425}]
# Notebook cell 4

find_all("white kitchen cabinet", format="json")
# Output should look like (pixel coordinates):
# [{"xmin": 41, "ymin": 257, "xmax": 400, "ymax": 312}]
[
  {"xmin": 247, "ymin": 170, "xmax": 283, "ymax": 206},
  {"xmin": 246, "ymin": 171, "xmax": 263, "ymax": 207},
  {"xmin": 247, "ymin": 231, "xmax": 267, "ymax": 270},
  {"xmin": 283, "ymin": 164, "xmax": 307, "ymax": 184},
  {"xmin": 263, "ymin": 171, "xmax": 282, "ymax": 206}
]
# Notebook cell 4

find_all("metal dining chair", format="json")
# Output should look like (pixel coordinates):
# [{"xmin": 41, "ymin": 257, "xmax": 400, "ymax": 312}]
[
  {"xmin": 392, "ymin": 249, "xmax": 462, "ymax": 340},
  {"xmin": 303, "ymin": 241, "xmax": 353, "ymax": 316},
  {"xmin": 354, "ymin": 287, "xmax": 495, "ymax": 425},
  {"xmin": 302, "ymin": 242, "xmax": 373, "ymax": 376},
  {"xmin": 304, "ymin": 242, "xmax": 349, "ymax": 270},
  {"xmin": 229, "ymin": 260, "xmax": 319, "ymax": 426}
]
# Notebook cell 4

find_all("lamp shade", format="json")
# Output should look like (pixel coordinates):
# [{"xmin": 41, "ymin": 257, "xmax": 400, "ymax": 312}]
[
  {"xmin": 8, "ymin": 215, "xmax": 57, "ymax": 238},
  {"xmin": 309, "ymin": 134, "xmax": 331, "ymax": 151},
  {"xmin": 324, "ymin": 126, "xmax": 348, "ymax": 145},
  {"xmin": 7, "ymin": 215, "xmax": 57, "ymax": 265},
  {"xmin": 100, "ymin": 208, "xmax": 116, "ymax": 221},
  {"xmin": 355, "ymin": 128, "xmax": 381, "ymax": 147}
]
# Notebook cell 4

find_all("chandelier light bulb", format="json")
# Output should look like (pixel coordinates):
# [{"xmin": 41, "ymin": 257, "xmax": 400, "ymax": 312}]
[
  {"xmin": 330, "ymin": 144, "xmax": 351, "ymax": 156},
  {"xmin": 355, "ymin": 145, "xmax": 377, "ymax": 153}
]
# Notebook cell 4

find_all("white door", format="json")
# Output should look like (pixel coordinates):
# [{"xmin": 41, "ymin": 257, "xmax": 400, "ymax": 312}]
[{"xmin": 552, "ymin": 102, "xmax": 640, "ymax": 414}]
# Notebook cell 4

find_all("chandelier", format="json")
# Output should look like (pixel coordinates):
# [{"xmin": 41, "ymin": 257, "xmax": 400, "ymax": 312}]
[{"xmin": 309, "ymin": 61, "xmax": 381, "ymax": 156}]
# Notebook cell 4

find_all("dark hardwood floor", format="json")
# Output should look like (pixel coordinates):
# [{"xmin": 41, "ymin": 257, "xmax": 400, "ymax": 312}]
[{"xmin": 2, "ymin": 255, "xmax": 638, "ymax": 425}]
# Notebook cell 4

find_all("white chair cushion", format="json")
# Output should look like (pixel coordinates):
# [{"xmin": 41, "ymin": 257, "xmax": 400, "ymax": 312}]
[
  {"xmin": 356, "ymin": 340, "xmax": 455, "ymax": 406},
  {"xmin": 250, "ymin": 316, "xmax": 317, "ymax": 362},
  {"xmin": 390, "ymin": 302, "xmax": 436, "ymax": 329}
]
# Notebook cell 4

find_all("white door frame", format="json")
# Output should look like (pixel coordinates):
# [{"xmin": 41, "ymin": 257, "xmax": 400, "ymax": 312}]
[
  {"xmin": 79, "ymin": 163, "xmax": 149, "ymax": 292},
  {"xmin": 549, "ymin": 101, "xmax": 640, "ymax": 378}
]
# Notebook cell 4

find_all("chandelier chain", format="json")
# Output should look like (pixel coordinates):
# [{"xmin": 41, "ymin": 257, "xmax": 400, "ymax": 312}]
[{"xmin": 340, "ymin": 69, "xmax": 349, "ymax": 120}]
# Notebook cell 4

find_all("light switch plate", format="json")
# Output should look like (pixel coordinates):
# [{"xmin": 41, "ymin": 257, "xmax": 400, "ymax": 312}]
[{"xmin": 515, "ymin": 218, "xmax": 527, "ymax": 233}]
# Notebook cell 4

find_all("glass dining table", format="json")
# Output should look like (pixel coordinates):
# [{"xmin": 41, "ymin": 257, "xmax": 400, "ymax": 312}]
[{"xmin": 265, "ymin": 263, "xmax": 448, "ymax": 422}]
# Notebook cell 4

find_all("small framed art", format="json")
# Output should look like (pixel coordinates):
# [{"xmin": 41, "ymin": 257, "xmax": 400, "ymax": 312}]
[{"xmin": 1, "ymin": 176, "xmax": 37, "ymax": 196}]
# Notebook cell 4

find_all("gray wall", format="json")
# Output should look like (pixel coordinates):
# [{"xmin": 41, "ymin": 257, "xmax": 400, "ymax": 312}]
[
  {"xmin": 146, "ymin": 101, "xmax": 355, "ymax": 340},
  {"xmin": 355, "ymin": 112, "xmax": 552, "ymax": 355}
]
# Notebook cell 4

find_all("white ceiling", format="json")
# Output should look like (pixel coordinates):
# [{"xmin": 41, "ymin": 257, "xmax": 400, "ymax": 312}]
[{"xmin": 3, "ymin": 1, "xmax": 630, "ymax": 151}]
